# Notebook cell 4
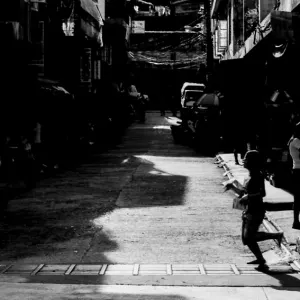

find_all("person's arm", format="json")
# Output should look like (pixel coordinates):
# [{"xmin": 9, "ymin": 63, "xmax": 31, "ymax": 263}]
[
  {"xmin": 240, "ymin": 176, "xmax": 265, "ymax": 204},
  {"xmin": 294, "ymin": 138, "xmax": 300, "ymax": 151},
  {"xmin": 239, "ymin": 194, "xmax": 250, "ymax": 205},
  {"xmin": 240, "ymin": 191, "xmax": 263, "ymax": 204}
]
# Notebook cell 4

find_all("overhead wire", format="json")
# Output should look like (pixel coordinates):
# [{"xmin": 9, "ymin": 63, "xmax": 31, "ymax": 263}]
[
  {"xmin": 140, "ymin": 15, "xmax": 203, "ymax": 49},
  {"xmin": 129, "ymin": 31, "xmax": 205, "ymax": 65},
  {"xmin": 161, "ymin": 32, "xmax": 204, "ymax": 51},
  {"xmin": 130, "ymin": 14, "xmax": 205, "ymax": 50},
  {"xmin": 128, "ymin": 50, "xmax": 206, "ymax": 68},
  {"xmin": 129, "ymin": 8, "xmax": 207, "ymax": 68}
]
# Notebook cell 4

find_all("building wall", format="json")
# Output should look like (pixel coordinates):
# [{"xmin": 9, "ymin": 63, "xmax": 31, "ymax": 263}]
[
  {"xmin": 259, "ymin": 0, "xmax": 276, "ymax": 21},
  {"xmin": 211, "ymin": 0, "xmax": 300, "ymax": 153},
  {"xmin": 213, "ymin": 0, "xmax": 300, "ymax": 60},
  {"xmin": 0, "ymin": 0, "xmax": 25, "ymax": 22},
  {"xmin": 97, "ymin": 0, "xmax": 105, "ymax": 18},
  {"xmin": 233, "ymin": 0, "xmax": 244, "ymax": 53}
]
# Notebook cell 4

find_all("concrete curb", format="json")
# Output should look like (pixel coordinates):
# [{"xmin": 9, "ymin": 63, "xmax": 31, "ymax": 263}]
[{"xmin": 215, "ymin": 155, "xmax": 244, "ymax": 194}]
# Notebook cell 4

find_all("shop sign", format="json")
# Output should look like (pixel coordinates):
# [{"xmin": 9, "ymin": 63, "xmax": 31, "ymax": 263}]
[
  {"xmin": 94, "ymin": 59, "xmax": 101, "ymax": 80},
  {"xmin": 80, "ymin": 48, "xmax": 92, "ymax": 83},
  {"xmin": 101, "ymin": 45, "xmax": 112, "ymax": 65},
  {"xmin": 131, "ymin": 21, "xmax": 145, "ymax": 34},
  {"xmin": 62, "ymin": 21, "xmax": 75, "ymax": 36}
]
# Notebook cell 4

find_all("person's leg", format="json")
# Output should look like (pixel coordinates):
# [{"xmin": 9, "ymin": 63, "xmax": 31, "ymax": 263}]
[
  {"xmin": 247, "ymin": 241, "xmax": 266, "ymax": 263},
  {"xmin": 242, "ymin": 216, "xmax": 268, "ymax": 266},
  {"xmin": 255, "ymin": 231, "xmax": 283, "ymax": 245},
  {"xmin": 292, "ymin": 170, "xmax": 300, "ymax": 228},
  {"xmin": 171, "ymin": 101, "xmax": 177, "ymax": 117},
  {"xmin": 293, "ymin": 196, "xmax": 300, "ymax": 228},
  {"xmin": 240, "ymin": 142, "xmax": 247, "ymax": 160},
  {"xmin": 294, "ymin": 208, "xmax": 300, "ymax": 226},
  {"xmin": 234, "ymin": 149, "xmax": 239, "ymax": 164}
]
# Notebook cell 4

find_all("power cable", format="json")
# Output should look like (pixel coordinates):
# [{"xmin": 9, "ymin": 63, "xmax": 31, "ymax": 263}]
[{"xmin": 130, "ymin": 15, "xmax": 204, "ymax": 50}]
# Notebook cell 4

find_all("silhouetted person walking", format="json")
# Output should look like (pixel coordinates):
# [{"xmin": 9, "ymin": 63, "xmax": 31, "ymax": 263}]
[
  {"xmin": 238, "ymin": 150, "xmax": 283, "ymax": 271},
  {"xmin": 288, "ymin": 122, "xmax": 300, "ymax": 229}
]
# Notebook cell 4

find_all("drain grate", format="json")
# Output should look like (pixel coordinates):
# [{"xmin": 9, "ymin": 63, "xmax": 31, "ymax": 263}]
[{"xmin": 1, "ymin": 263, "xmax": 297, "ymax": 276}]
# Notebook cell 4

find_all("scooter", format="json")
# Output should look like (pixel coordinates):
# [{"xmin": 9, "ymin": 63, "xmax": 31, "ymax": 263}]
[
  {"xmin": 0, "ymin": 135, "xmax": 36, "ymax": 194},
  {"xmin": 135, "ymin": 94, "xmax": 149, "ymax": 123},
  {"xmin": 170, "ymin": 103, "xmax": 219, "ymax": 154},
  {"xmin": 170, "ymin": 105, "xmax": 198, "ymax": 145}
]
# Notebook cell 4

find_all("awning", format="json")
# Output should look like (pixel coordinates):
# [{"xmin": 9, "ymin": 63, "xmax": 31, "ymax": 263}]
[
  {"xmin": 80, "ymin": 0, "xmax": 103, "ymax": 24},
  {"xmin": 79, "ymin": 0, "xmax": 104, "ymax": 45}
]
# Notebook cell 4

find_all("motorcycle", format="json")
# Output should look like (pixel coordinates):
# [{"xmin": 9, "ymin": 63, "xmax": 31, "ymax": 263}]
[
  {"xmin": 193, "ymin": 107, "xmax": 219, "ymax": 154},
  {"xmin": 170, "ymin": 104, "xmax": 201, "ymax": 145},
  {"xmin": 0, "ymin": 135, "xmax": 36, "ymax": 200},
  {"xmin": 171, "ymin": 103, "xmax": 220, "ymax": 154},
  {"xmin": 134, "ymin": 94, "xmax": 149, "ymax": 123}
]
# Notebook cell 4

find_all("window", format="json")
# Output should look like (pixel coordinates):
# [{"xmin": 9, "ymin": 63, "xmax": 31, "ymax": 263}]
[{"xmin": 218, "ymin": 20, "xmax": 227, "ymax": 51}]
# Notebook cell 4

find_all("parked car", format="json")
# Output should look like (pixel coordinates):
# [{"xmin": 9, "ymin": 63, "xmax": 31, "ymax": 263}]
[
  {"xmin": 193, "ymin": 93, "xmax": 221, "ymax": 154},
  {"xmin": 180, "ymin": 82, "xmax": 205, "ymax": 108},
  {"xmin": 181, "ymin": 90, "xmax": 204, "ymax": 108},
  {"xmin": 171, "ymin": 91, "xmax": 221, "ymax": 154}
]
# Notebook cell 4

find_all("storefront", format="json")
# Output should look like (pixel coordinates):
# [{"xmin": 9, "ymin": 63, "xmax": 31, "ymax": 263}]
[
  {"xmin": 261, "ymin": 10, "xmax": 300, "ymax": 187},
  {"xmin": 45, "ymin": 0, "xmax": 104, "ymax": 95},
  {"xmin": 103, "ymin": 17, "xmax": 130, "ymax": 82}
]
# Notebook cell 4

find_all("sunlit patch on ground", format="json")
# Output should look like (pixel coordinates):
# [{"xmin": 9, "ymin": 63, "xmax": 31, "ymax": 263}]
[
  {"xmin": 152, "ymin": 125, "xmax": 171, "ymax": 130},
  {"xmin": 130, "ymin": 125, "xmax": 171, "ymax": 130}
]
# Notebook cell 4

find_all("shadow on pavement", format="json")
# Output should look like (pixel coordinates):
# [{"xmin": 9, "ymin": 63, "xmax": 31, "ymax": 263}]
[
  {"xmin": 0, "ymin": 160, "xmax": 119, "ymax": 263},
  {"xmin": 116, "ymin": 157, "xmax": 187, "ymax": 207},
  {"xmin": 0, "ymin": 113, "xmax": 206, "ymax": 263},
  {"xmin": 0, "ymin": 198, "xmax": 117, "ymax": 263},
  {"xmin": 0, "ymin": 283, "xmax": 192, "ymax": 300},
  {"xmin": 265, "ymin": 202, "xmax": 293, "ymax": 211},
  {"xmin": 263, "ymin": 273, "xmax": 300, "ymax": 292},
  {"xmin": 0, "ymin": 156, "xmax": 187, "ymax": 262}
]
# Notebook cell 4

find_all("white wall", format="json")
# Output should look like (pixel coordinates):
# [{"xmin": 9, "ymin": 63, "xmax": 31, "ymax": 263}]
[
  {"xmin": 259, "ymin": 0, "xmax": 276, "ymax": 22},
  {"xmin": 97, "ymin": 0, "xmax": 105, "ymax": 19}
]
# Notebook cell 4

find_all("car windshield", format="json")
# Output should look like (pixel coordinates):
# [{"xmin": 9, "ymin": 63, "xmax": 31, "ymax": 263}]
[
  {"xmin": 186, "ymin": 86, "xmax": 204, "ymax": 92},
  {"xmin": 185, "ymin": 91, "xmax": 203, "ymax": 100},
  {"xmin": 181, "ymin": 82, "xmax": 206, "ymax": 95}
]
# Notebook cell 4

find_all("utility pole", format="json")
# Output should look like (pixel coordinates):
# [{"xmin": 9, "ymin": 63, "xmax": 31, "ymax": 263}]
[
  {"xmin": 204, "ymin": 0, "xmax": 213, "ymax": 88},
  {"xmin": 26, "ymin": 0, "xmax": 32, "ymax": 43}
]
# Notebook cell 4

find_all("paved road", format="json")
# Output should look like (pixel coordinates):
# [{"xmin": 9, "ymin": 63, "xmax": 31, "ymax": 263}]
[
  {"xmin": 1, "ymin": 111, "xmax": 300, "ymax": 298},
  {"xmin": 0, "ymin": 112, "xmax": 276, "ymax": 265},
  {"xmin": 2, "ymin": 283, "xmax": 300, "ymax": 300},
  {"xmin": 0, "ymin": 283, "xmax": 299, "ymax": 300}
]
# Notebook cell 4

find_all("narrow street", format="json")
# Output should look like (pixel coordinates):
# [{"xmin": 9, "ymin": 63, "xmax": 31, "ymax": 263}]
[
  {"xmin": 1, "ymin": 0, "xmax": 300, "ymax": 297},
  {"xmin": 0, "ymin": 111, "xmax": 275, "ymax": 265}
]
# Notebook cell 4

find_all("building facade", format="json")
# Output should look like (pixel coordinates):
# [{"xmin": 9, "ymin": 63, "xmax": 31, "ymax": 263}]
[
  {"xmin": 127, "ymin": 0, "xmax": 207, "ymax": 108},
  {"xmin": 211, "ymin": 0, "xmax": 300, "ymax": 183},
  {"xmin": 211, "ymin": 0, "xmax": 300, "ymax": 60}
]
